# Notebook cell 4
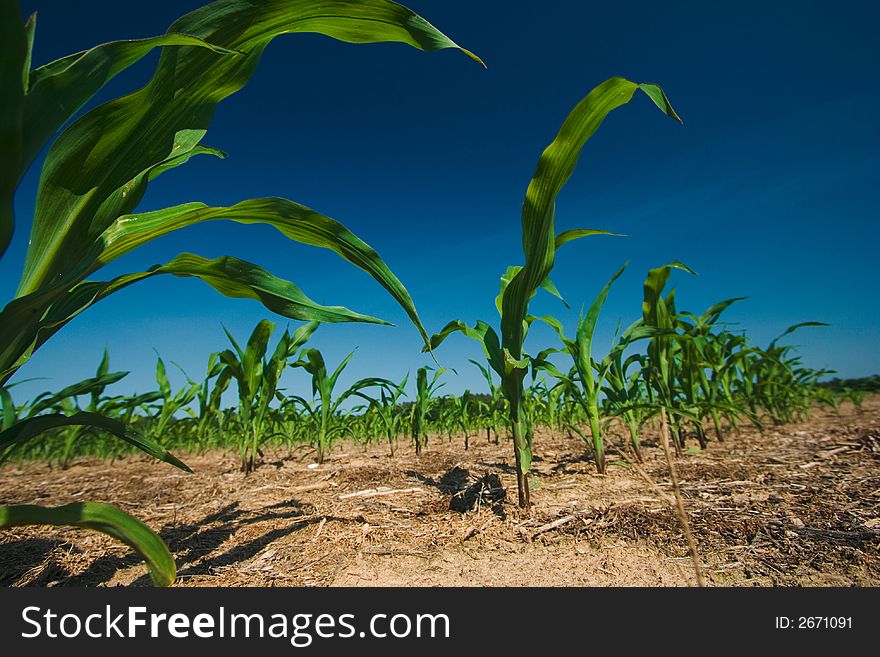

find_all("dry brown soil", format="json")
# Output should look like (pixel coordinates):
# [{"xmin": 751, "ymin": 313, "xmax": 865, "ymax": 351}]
[{"xmin": 2, "ymin": 399, "xmax": 878, "ymax": 587}]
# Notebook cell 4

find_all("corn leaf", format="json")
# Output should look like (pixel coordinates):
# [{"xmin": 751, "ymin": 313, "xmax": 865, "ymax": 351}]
[
  {"xmin": 0, "ymin": 0, "xmax": 27, "ymax": 259},
  {"xmin": 0, "ymin": 253, "xmax": 388, "ymax": 385},
  {"xmin": 0, "ymin": 502, "xmax": 176, "ymax": 586},
  {"xmin": 501, "ymin": 78, "xmax": 683, "ymax": 363},
  {"xmin": 0, "ymin": 411, "xmax": 191, "ymax": 471},
  {"xmin": 17, "ymin": 0, "xmax": 480, "ymax": 297}
]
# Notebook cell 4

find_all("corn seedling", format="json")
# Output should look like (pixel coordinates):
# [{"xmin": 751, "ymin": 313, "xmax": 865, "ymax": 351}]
[
  {"xmin": 429, "ymin": 78, "xmax": 682, "ymax": 506},
  {"xmin": 410, "ymin": 366, "xmax": 446, "ymax": 455},
  {"xmin": 291, "ymin": 347, "xmax": 393, "ymax": 464},
  {"xmin": 352, "ymin": 374, "xmax": 409, "ymax": 456}
]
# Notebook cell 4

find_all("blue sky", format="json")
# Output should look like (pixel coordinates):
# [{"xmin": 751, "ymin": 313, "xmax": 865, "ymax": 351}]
[{"xmin": 2, "ymin": 0, "xmax": 878, "ymax": 404}]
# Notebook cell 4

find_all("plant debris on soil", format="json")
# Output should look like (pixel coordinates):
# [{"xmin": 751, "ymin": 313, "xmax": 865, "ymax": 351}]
[{"xmin": 1, "ymin": 399, "xmax": 879, "ymax": 587}]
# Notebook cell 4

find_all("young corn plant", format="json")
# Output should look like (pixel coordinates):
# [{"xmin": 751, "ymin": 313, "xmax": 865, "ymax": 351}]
[
  {"xmin": 535, "ymin": 264, "xmax": 635, "ymax": 473},
  {"xmin": 147, "ymin": 356, "xmax": 201, "ymax": 445},
  {"xmin": 428, "ymin": 78, "xmax": 682, "ymax": 506},
  {"xmin": 675, "ymin": 299, "xmax": 745, "ymax": 444},
  {"xmin": 352, "ymin": 374, "xmax": 409, "ymax": 456},
  {"xmin": 183, "ymin": 352, "xmax": 229, "ymax": 449},
  {"xmin": 601, "ymin": 346, "xmax": 651, "ymax": 459},
  {"xmin": 470, "ymin": 359, "xmax": 507, "ymax": 444},
  {"xmin": 291, "ymin": 348, "xmax": 393, "ymax": 463},
  {"xmin": 410, "ymin": 366, "xmax": 446, "ymax": 455},
  {"xmin": 0, "ymin": 0, "xmax": 478, "ymax": 585},
  {"xmin": 439, "ymin": 390, "xmax": 475, "ymax": 450},
  {"xmin": 218, "ymin": 320, "xmax": 318, "ymax": 473},
  {"xmin": 641, "ymin": 261, "xmax": 698, "ymax": 451}
]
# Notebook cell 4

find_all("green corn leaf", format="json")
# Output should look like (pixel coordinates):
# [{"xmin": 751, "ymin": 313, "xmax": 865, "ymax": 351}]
[
  {"xmin": 698, "ymin": 297, "xmax": 747, "ymax": 326},
  {"xmin": 637, "ymin": 83, "xmax": 683, "ymax": 123},
  {"xmin": 539, "ymin": 276, "xmax": 569, "ymax": 308},
  {"xmin": 17, "ymin": 0, "xmax": 480, "ymax": 298},
  {"xmin": 576, "ymin": 263, "xmax": 628, "ymax": 371},
  {"xmin": 0, "ymin": 253, "xmax": 388, "ymax": 385},
  {"xmin": 501, "ymin": 78, "xmax": 681, "ymax": 362},
  {"xmin": 328, "ymin": 351, "xmax": 357, "ymax": 392},
  {"xmin": 0, "ymin": 385, "xmax": 14, "ymax": 430},
  {"xmin": 95, "ymin": 347, "xmax": 110, "ymax": 378},
  {"xmin": 769, "ymin": 321, "xmax": 829, "ymax": 348},
  {"xmin": 155, "ymin": 357, "xmax": 172, "ymax": 400},
  {"xmin": 288, "ymin": 321, "xmax": 320, "ymax": 357},
  {"xmin": 0, "ymin": 0, "xmax": 27, "ymax": 259},
  {"xmin": 554, "ymin": 228, "xmax": 620, "ymax": 251},
  {"xmin": 244, "ymin": 319, "xmax": 274, "ymax": 395},
  {"xmin": 26, "ymin": 370, "xmax": 129, "ymax": 417},
  {"xmin": 427, "ymin": 319, "xmax": 505, "ymax": 379},
  {"xmin": 336, "ymin": 376, "xmax": 395, "ymax": 409},
  {"xmin": 33, "ymin": 196, "xmax": 423, "ymax": 343},
  {"xmin": 495, "ymin": 265, "xmax": 580, "ymax": 316},
  {"xmin": 23, "ymin": 36, "xmax": 236, "ymax": 174},
  {"xmin": 0, "ymin": 411, "xmax": 191, "ymax": 471},
  {"xmin": 2, "ymin": 0, "xmax": 481, "ymax": 387},
  {"xmin": 0, "ymin": 502, "xmax": 175, "ymax": 586}
]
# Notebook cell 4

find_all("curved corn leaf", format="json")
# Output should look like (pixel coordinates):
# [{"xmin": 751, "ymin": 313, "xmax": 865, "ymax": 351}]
[
  {"xmin": 698, "ymin": 297, "xmax": 747, "ymax": 325},
  {"xmin": 642, "ymin": 260, "xmax": 698, "ymax": 322},
  {"xmin": 0, "ymin": 502, "xmax": 175, "ymax": 586},
  {"xmin": 18, "ymin": 0, "xmax": 481, "ymax": 296},
  {"xmin": 0, "ymin": 411, "xmax": 191, "ymax": 471},
  {"xmin": 0, "ymin": 253, "xmax": 386, "ymax": 385},
  {"xmin": 335, "ymin": 376, "xmax": 396, "ymax": 410},
  {"xmin": 554, "ymin": 228, "xmax": 620, "ymax": 251},
  {"xmin": 0, "ymin": 0, "xmax": 28, "ymax": 259},
  {"xmin": 92, "ymin": 197, "xmax": 425, "ymax": 342},
  {"xmin": 500, "ymin": 78, "xmax": 682, "ymax": 363},
  {"xmin": 23, "ymin": 35, "xmax": 236, "ymax": 174},
  {"xmin": 769, "ymin": 321, "xmax": 828, "ymax": 349},
  {"xmin": 427, "ymin": 319, "xmax": 505, "ymax": 379},
  {"xmin": 27, "ymin": 370, "xmax": 129, "ymax": 417}
]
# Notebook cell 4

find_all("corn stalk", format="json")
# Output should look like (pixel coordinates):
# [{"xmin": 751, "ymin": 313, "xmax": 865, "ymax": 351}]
[{"xmin": 429, "ymin": 78, "xmax": 682, "ymax": 506}]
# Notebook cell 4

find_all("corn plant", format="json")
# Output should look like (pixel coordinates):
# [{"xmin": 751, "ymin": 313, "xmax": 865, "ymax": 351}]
[
  {"xmin": 352, "ymin": 373, "xmax": 409, "ymax": 456},
  {"xmin": 410, "ymin": 366, "xmax": 446, "ymax": 454},
  {"xmin": 429, "ymin": 78, "xmax": 681, "ymax": 506},
  {"xmin": 291, "ymin": 348, "xmax": 393, "ymax": 463},
  {"xmin": 602, "ymin": 345, "xmax": 651, "ymax": 458},
  {"xmin": 218, "ymin": 320, "xmax": 317, "ymax": 472},
  {"xmin": 183, "ymin": 352, "xmax": 229, "ymax": 448},
  {"xmin": 842, "ymin": 387, "xmax": 865, "ymax": 414},
  {"xmin": 470, "ymin": 359, "xmax": 506, "ymax": 444},
  {"xmin": 640, "ymin": 261, "xmax": 697, "ymax": 451},
  {"xmin": 0, "ymin": 0, "xmax": 479, "ymax": 585},
  {"xmin": 147, "ymin": 356, "xmax": 201, "ymax": 445},
  {"xmin": 534, "ymin": 265, "xmax": 629, "ymax": 473},
  {"xmin": 439, "ymin": 389, "xmax": 475, "ymax": 450}
]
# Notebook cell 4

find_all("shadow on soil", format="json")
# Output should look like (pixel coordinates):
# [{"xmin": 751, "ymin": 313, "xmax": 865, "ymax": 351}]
[
  {"xmin": 2, "ymin": 499, "xmax": 322, "ymax": 587},
  {"xmin": 407, "ymin": 465, "xmax": 506, "ymax": 518},
  {"xmin": 0, "ymin": 538, "xmax": 66, "ymax": 586}
]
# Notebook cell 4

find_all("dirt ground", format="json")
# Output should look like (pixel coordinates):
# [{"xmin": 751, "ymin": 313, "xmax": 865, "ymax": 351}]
[{"xmin": 2, "ymin": 398, "xmax": 878, "ymax": 587}]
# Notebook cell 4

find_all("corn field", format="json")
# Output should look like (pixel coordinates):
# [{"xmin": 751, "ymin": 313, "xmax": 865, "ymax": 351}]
[{"xmin": 1, "ymin": 0, "xmax": 875, "ymax": 588}]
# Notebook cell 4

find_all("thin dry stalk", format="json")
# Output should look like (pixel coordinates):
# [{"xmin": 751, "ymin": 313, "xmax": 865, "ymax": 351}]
[{"xmin": 660, "ymin": 407, "xmax": 706, "ymax": 587}]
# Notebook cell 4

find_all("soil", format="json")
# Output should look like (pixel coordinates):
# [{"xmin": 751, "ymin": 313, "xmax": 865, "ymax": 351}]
[{"xmin": 1, "ymin": 398, "xmax": 878, "ymax": 587}]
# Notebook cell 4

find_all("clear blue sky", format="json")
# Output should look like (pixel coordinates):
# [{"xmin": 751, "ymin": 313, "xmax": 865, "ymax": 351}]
[{"xmin": 3, "ymin": 0, "xmax": 878, "ymax": 404}]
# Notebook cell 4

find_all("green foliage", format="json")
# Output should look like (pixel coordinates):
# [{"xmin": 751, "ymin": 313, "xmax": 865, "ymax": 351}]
[
  {"xmin": 0, "ymin": 0, "xmax": 478, "ymax": 585},
  {"xmin": 427, "ymin": 77, "xmax": 682, "ymax": 506}
]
